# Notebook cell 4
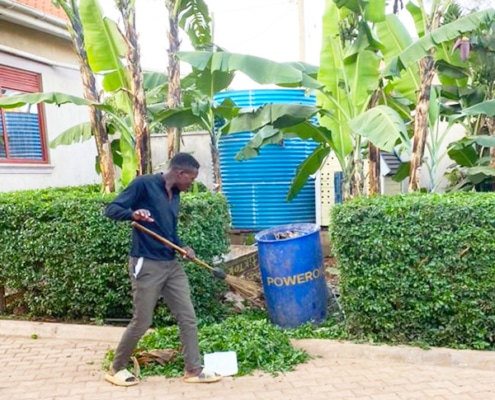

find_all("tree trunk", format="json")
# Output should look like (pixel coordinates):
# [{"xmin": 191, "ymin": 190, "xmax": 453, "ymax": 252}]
[
  {"xmin": 167, "ymin": 2, "xmax": 182, "ymax": 159},
  {"xmin": 351, "ymin": 154, "xmax": 365, "ymax": 197},
  {"xmin": 120, "ymin": 1, "xmax": 151, "ymax": 175},
  {"xmin": 344, "ymin": 151, "xmax": 365, "ymax": 200},
  {"xmin": 408, "ymin": 54, "xmax": 436, "ymax": 192},
  {"xmin": 368, "ymin": 143, "xmax": 381, "ymax": 195},
  {"xmin": 80, "ymin": 66, "xmax": 116, "ymax": 191},
  {"xmin": 367, "ymin": 92, "xmax": 381, "ymax": 195},
  {"xmin": 210, "ymin": 133, "xmax": 222, "ymax": 192},
  {"xmin": 0, "ymin": 284, "xmax": 5, "ymax": 313},
  {"xmin": 60, "ymin": 2, "xmax": 115, "ymax": 192}
]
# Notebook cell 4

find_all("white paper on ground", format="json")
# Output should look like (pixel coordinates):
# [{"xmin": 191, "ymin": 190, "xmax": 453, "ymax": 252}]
[{"xmin": 204, "ymin": 351, "xmax": 238, "ymax": 376}]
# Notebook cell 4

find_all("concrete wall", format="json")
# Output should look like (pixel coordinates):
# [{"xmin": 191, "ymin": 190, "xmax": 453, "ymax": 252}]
[{"xmin": 150, "ymin": 132, "xmax": 214, "ymax": 189}]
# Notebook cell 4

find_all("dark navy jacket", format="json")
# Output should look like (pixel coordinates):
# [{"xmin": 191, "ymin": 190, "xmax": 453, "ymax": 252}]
[{"xmin": 105, "ymin": 173, "xmax": 184, "ymax": 261}]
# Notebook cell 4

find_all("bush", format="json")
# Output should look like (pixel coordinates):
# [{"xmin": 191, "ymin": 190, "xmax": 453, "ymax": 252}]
[
  {"xmin": 0, "ymin": 185, "xmax": 232, "ymax": 325},
  {"xmin": 330, "ymin": 193, "xmax": 495, "ymax": 349}
]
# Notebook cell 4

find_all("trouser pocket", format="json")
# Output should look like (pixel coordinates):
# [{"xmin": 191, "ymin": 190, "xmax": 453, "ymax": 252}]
[{"xmin": 129, "ymin": 257, "xmax": 144, "ymax": 279}]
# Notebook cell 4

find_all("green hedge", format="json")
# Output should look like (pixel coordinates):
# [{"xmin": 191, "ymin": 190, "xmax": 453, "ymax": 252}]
[
  {"xmin": 330, "ymin": 193, "xmax": 495, "ymax": 349},
  {"xmin": 0, "ymin": 185, "xmax": 232, "ymax": 325}
]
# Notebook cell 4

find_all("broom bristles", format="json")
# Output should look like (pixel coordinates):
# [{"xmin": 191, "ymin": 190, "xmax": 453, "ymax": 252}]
[{"xmin": 224, "ymin": 274, "xmax": 263, "ymax": 306}]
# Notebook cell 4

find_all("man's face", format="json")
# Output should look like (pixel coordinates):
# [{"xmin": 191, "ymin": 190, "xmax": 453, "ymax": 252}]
[{"xmin": 176, "ymin": 168, "xmax": 198, "ymax": 192}]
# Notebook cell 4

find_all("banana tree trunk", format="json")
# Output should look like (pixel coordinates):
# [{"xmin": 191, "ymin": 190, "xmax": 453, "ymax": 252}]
[
  {"xmin": 351, "ymin": 155, "xmax": 365, "ymax": 197},
  {"xmin": 409, "ymin": 53, "xmax": 435, "ymax": 192},
  {"xmin": 343, "ymin": 151, "xmax": 365, "ymax": 201},
  {"xmin": 166, "ymin": 2, "xmax": 182, "ymax": 159},
  {"xmin": 81, "ymin": 66, "xmax": 116, "ymax": 191},
  {"xmin": 58, "ymin": 0, "xmax": 115, "ymax": 192},
  {"xmin": 368, "ymin": 143, "xmax": 381, "ymax": 195},
  {"xmin": 367, "ymin": 93, "xmax": 381, "ymax": 195},
  {"xmin": 120, "ymin": 1, "xmax": 151, "ymax": 175},
  {"xmin": 210, "ymin": 133, "xmax": 222, "ymax": 192}
]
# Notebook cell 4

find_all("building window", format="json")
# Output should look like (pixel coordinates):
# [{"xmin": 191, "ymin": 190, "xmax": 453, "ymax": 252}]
[{"xmin": 0, "ymin": 65, "xmax": 47, "ymax": 163}]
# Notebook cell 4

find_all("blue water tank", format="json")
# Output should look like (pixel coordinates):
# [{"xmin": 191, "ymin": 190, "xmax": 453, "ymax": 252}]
[
  {"xmin": 255, "ymin": 223, "xmax": 328, "ymax": 328},
  {"xmin": 214, "ymin": 89, "xmax": 317, "ymax": 230}
]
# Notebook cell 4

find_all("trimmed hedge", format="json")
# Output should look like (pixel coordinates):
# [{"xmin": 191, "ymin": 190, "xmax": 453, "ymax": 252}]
[
  {"xmin": 0, "ymin": 185, "xmax": 232, "ymax": 325},
  {"xmin": 330, "ymin": 193, "xmax": 495, "ymax": 349}
]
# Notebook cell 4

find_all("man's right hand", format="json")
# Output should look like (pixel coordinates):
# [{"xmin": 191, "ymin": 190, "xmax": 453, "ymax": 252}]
[{"xmin": 132, "ymin": 209, "xmax": 154, "ymax": 222}]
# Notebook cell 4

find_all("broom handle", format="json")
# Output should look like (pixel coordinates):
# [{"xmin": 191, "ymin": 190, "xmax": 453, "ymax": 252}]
[{"xmin": 131, "ymin": 222, "xmax": 216, "ymax": 273}]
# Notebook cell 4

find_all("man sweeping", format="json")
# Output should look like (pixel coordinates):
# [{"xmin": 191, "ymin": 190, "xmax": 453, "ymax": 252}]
[{"xmin": 104, "ymin": 152, "xmax": 221, "ymax": 386}]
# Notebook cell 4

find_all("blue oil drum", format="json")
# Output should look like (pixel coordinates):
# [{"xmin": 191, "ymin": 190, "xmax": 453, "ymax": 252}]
[
  {"xmin": 214, "ymin": 89, "xmax": 317, "ymax": 230},
  {"xmin": 255, "ymin": 223, "xmax": 328, "ymax": 328}
]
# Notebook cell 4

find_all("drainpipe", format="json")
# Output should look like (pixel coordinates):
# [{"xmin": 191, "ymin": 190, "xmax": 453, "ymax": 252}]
[{"xmin": 0, "ymin": 0, "xmax": 70, "ymax": 40}]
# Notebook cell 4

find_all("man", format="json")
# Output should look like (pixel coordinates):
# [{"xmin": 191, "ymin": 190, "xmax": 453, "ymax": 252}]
[{"xmin": 104, "ymin": 153, "xmax": 221, "ymax": 386}]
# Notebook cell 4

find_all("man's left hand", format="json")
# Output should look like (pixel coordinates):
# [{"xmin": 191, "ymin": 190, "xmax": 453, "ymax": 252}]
[{"xmin": 182, "ymin": 246, "xmax": 196, "ymax": 260}]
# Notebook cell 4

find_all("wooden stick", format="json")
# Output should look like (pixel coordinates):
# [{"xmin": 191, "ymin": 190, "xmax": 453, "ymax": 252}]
[
  {"xmin": 131, "ymin": 222, "xmax": 217, "ymax": 274},
  {"xmin": 131, "ymin": 222, "xmax": 263, "ymax": 305}
]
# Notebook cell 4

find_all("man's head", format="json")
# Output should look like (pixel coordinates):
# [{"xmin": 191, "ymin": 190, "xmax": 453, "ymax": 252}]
[{"xmin": 168, "ymin": 153, "xmax": 200, "ymax": 192}]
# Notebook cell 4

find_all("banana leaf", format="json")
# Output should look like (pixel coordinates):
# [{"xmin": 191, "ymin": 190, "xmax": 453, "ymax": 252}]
[
  {"xmin": 178, "ymin": 51, "xmax": 323, "ymax": 89},
  {"xmin": 348, "ymin": 105, "xmax": 409, "ymax": 152},
  {"xmin": 377, "ymin": 14, "xmax": 419, "ymax": 103},
  {"xmin": 288, "ymin": 145, "xmax": 331, "ymax": 201},
  {"xmin": 50, "ymin": 123, "xmax": 92, "ymax": 148},
  {"xmin": 392, "ymin": 9, "xmax": 495, "ymax": 72},
  {"xmin": 0, "ymin": 92, "xmax": 99, "ymax": 109},
  {"xmin": 226, "ymin": 104, "xmax": 319, "ymax": 134}
]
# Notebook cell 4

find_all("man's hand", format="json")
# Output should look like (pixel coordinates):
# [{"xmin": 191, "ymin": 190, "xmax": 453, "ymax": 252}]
[
  {"xmin": 182, "ymin": 246, "xmax": 196, "ymax": 260},
  {"xmin": 132, "ymin": 209, "xmax": 154, "ymax": 222}
]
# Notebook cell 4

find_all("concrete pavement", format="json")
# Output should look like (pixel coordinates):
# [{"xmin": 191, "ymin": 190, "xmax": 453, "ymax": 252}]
[{"xmin": 1, "ymin": 319, "xmax": 494, "ymax": 399}]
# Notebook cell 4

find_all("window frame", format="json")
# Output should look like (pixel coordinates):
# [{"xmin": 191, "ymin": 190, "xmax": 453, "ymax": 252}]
[{"xmin": 0, "ymin": 65, "xmax": 49, "ymax": 164}]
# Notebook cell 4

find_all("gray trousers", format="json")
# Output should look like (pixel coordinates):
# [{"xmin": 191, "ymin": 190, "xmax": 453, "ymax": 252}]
[{"xmin": 111, "ymin": 257, "xmax": 202, "ymax": 373}]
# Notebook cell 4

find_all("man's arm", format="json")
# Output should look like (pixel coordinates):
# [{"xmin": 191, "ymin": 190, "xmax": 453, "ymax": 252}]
[{"xmin": 105, "ymin": 180, "xmax": 140, "ymax": 221}]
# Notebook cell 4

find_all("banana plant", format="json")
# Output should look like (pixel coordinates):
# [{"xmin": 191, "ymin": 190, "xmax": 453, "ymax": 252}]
[
  {"xmin": 155, "ymin": 50, "xmax": 322, "ymax": 190},
  {"xmin": 5, "ymin": 0, "xmax": 139, "ymax": 188},
  {"xmin": 1, "ymin": 0, "xmax": 157, "ymax": 187},
  {"xmin": 389, "ymin": 4, "xmax": 495, "ymax": 191},
  {"xmin": 165, "ymin": 0, "xmax": 212, "ymax": 158},
  {"xmin": 445, "ymin": 100, "xmax": 495, "ymax": 190},
  {"xmin": 222, "ymin": 0, "xmax": 414, "ymax": 201},
  {"xmin": 116, "ymin": 0, "xmax": 152, "ymax": 176},
  {"xmin": 52, "ymin": 0, "xmax": 116, "ymax": 193}
]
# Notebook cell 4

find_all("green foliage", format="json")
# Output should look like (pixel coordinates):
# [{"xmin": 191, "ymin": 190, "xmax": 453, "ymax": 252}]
[
  {"xmin": 0, "ymin": 185, "xmax": 232, "ymax": 325},
  {"xmin": 123, "ymin": 312, "xmax": 310, "ymax": 377},
  {"xmin": 330, "ymin": 193, "xmax": 495, "ymax": 349}
]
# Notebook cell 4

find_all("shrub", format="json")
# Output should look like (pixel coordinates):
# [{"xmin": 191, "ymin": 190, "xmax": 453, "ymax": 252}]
[
  {"xmin": 330, "ymin": 193, "xmax": 495, "ymax": 349},
  {"xmin": 0, "ymin": 185, "xmax": 232, "ymax": 325}
]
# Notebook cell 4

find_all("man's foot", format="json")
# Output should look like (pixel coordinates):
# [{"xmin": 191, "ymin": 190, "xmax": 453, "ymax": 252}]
[
  {"xmin": 183, "ymin": 368, "xmax": 222, "ymax": 384},
  {"xmin": 104, "ymin": 369, "xmax": 139, "ymax": 387}
]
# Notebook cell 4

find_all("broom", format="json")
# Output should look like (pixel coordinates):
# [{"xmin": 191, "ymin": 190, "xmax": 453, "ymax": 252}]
[{"xmin": 131, "ymin": 222, "xmax": 263, "ymax": 306}]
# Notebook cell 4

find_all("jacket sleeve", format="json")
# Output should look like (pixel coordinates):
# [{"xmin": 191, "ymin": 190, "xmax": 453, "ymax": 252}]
[
  {"xmin": 172, "ymin": 202, "xmax": 185, "ymax": 248},
  {"xmin": 105, "ymin": 178, "xmax": 142, "ymax": 221},
  {"xmin": 172, "ymin": 231, "xmax": 185, "ymax": 249}
]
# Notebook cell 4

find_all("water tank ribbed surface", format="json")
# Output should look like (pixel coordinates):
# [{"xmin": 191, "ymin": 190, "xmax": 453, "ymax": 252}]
[{"xmin": 215, "ymin": 89, "xmax": 316, "ymax": 230}]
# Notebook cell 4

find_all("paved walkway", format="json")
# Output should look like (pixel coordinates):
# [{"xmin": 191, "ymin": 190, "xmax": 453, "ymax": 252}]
[{"xmin": 1, "ymin": 319, "xmax": 495, "ymax": 400}]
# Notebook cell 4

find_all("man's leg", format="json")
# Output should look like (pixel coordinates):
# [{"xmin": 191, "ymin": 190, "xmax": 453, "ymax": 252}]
[
  {"xmin": 111, "ymin": 258, "xmax": 165, "ymax": 373},
  {"xmin": 160, "ymin": 260, "xmax": 202, "ymax": 374}
]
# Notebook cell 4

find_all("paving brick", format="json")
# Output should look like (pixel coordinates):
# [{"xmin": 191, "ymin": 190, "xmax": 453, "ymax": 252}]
[{"xmin": 2, "ymin": 320, "xmax": 495, "ymax": 400}]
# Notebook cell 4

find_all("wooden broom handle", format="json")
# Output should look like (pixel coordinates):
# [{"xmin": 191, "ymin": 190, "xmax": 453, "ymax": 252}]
[{"xmin": 131, "ymin": 222, "xmax": 216, "ymax": 273}]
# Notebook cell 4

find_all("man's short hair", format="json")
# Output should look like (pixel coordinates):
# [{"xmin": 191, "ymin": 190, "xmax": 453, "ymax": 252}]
[{"xmin": 170, "ymin": 152, "xmax": 200, "ymax": 170}]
